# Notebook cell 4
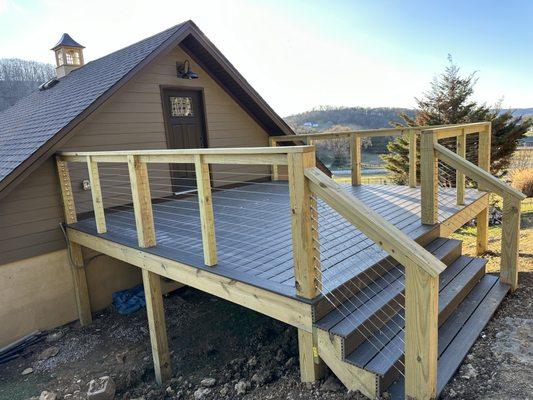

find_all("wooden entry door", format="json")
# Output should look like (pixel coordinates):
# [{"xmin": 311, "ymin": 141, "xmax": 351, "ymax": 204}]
[{"xmin": 162, "ymin": 89, "xmax": 207, "ymax": 193}]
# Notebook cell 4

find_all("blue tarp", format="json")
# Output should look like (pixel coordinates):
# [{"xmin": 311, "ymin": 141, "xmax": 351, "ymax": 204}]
[{"xmin": 112, "ymin": 284, "xmax": 146, "ymax": 315}]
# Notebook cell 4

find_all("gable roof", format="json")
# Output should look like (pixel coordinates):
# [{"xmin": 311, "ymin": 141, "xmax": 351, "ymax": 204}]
[{"xmin": 0, "ymin": 20, "xmax": 296, "ymax": 199}]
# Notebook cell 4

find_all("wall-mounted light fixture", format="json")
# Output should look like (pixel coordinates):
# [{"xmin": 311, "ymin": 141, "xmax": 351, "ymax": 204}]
[{"xmin": 176, "ymin": 60, "xmax": 198, "ymax": 79}]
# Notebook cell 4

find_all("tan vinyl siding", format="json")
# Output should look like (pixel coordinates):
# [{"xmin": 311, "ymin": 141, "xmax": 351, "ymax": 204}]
[{"xmin": 0, "ymin": 44, "xmax": 273, "ymax": 264}]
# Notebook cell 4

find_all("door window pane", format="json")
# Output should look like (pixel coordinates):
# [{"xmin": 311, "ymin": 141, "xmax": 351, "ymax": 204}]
[{"xmin": 170, "ymin": 96, "xmax": 194, "ymax": 117}]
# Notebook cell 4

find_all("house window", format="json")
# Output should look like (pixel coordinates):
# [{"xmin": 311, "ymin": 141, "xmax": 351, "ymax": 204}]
[{"xmin": 170, "ymin": 96, "xmax": 194, "ymax": 117}]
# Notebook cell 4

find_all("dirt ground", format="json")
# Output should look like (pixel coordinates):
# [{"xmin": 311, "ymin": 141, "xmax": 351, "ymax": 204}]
[{"xmin": 1, "ymin": 201, "xmax": 531, "ymax": 400}]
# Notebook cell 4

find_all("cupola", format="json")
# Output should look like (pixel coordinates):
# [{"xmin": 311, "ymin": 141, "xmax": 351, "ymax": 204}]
[{"xmin": 51, "ymin": 33, "xmax": 85, "ymax": 78}]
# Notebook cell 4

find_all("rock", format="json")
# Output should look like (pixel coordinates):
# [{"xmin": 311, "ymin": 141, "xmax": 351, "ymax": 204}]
[
  {"xmin": 284, "ymin": 357, "xmax": 296, "ymax": 369},
  {"xmin": 39, "ymin": 391, "xmax": 57, "ymax": 400},
  {"xmin": 37, "ymin": 346, "xmax": 60, "ymax": 361},
  {"xmin": 45, "ymin": 330, "xmax": 66, "ymax": 343},
  {"xmin": 449, "ymin": 388, "xmax": 457, "ymax": 397},
  {"xmin": 251, "ymin": 370, "xmax": 273, "ymax": 386},
  {"xmin": 461, "ymin": 363, "xmax": 478, "ymax": 380},
  {"xmin": 165, "ymin": 386, "xmax": 174, "ymax": 395},
  {"xmin": 275, "ymin": 349, "xmax": 286, "ymax": 362},
  {"xmin": 246, "ymin": 356, "xmax": 257, "ymax": 368},
  {"xmin": 200, "ymin": 377, "xmax": 216, "ymax": 388},
  {"xmin": 234, "ymin": 380, "xmax": 250, "ymax": 395},
  {"xmin": 219, "ymin": 386, "xmax": 229, "ymax": 396},
  {"xmin": 321, "ymin": 375, "xmax": 343, "ymax": 392},
  {"xmin": 193, "ymin": 387, "xmax": 211, "ymax": 399},
  {"xmin": 115, "ymin": 351, "xmax": 127, "ymax": 364},
  {"xmin": 87, "ymin": 376, "xmax": 116, "ymax": 400},
  {"xmin": 21, "ymin": 367, "xmax": 34, "ymax": 375}
]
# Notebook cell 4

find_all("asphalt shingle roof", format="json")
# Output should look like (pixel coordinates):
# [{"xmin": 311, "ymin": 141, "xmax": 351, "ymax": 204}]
[{"xmin": 0, "ymin": 22, "xmax": 186, "ymax": 183}]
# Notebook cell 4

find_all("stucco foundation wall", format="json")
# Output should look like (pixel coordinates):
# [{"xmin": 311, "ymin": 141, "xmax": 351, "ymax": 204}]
[{"xmin": 0, "ymin": 249, "xmax": 143, "ymax": 348}]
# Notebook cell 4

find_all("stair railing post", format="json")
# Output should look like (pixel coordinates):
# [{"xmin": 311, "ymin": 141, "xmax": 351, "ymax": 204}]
[
  {"xmin": 456, "ymin": 130, "xmax": 466, "ymax": 205},
  {"xmin": 500, "ymin": 195, "xmax": 521, "ymax": 291},
  {"xmin": 408, "ymin": 129, "xmax": 417, "ymax": 188},
  {"xmin": 476, "ymin": 123, "xmax": 491, "ymax": 254},
  {"xmin": 287, "ymin": 147, "xmax": 324, "ymax": 382},
  {"xmin": 405, "ymin": 264, "xmax": 439, "ymax": 400},
  {"xmin": 350, "ymin": 133, "xmax": 362, "ymax": 186},
  {"xmin": 420, "ymin": 130, "xmax": 439, "ymax": 225},
  {"xmin": 194, "ymin": 154, "xmax": 217, "ymax": 266}
]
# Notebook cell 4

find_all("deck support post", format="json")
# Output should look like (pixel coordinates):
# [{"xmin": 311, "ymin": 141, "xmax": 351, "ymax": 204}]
[
  {"xmin": 86, "ymin": 156, "xmax": 107, "ymax": 233},
  {"xmin": 476, "ymin": 124, "xmax": 491, "ymax": 254},
  {"xmin": 194, "ymin": 155, "xmax": 217, "ymax": 266},
  {"xmin": 456, "ymin": 131, "xmax": 466, "ymax": 205},
  {"xmin": 269, "ymin": 137, "xmax": 279, "ymax": 181},
  {"xmin": 420, "ymin": 130, "xmax": 438, "ymax": 225},
  {"xmin": 142, "ymin": 269, "xmax": 172, "ymax": 384},
  {"xmin": 405, "ymin": 264, "xmax": 439, "ymax": 400},
  {"xmin": 56, "ymin": 158, "xmax": 92, "ymax": 326},
  {"xmin": 350, "ymin": 134, "xmax": 362, "ymax": 186},
  {"xmin": 500, "ymin": 195, "xmax": 521, "ymax": 291},
  {"xmin": 287, "ymin": 149, "xmax": 325, "ymax": 382},
  {"xmin": 127, "ymin": 155, "xmax": 156, "ymax": 248},
  {"xmin": 298, "ymin": 329, "xmax": 325, "ymax": 382},
  {"xmin": 408, "ymin": 129, "xmax": 417, "ymax": 188}
]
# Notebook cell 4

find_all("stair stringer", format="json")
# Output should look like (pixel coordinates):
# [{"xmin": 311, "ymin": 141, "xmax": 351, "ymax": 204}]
[{"xmin": 317, "ymin": 328, "xmax": 379, "ymax": 399}]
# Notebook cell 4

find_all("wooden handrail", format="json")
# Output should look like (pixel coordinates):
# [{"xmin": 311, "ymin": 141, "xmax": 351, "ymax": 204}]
[
  {"xmin": 304, "ymin": 167, "xmax": 446, "ymax": 277},
  {"xmin": 434, "ymin": 143, "xmax": 526, "ymax": 201},
  {"xmin": 305, "ymin": 166, "xmax": 442, "ymax": 398}
]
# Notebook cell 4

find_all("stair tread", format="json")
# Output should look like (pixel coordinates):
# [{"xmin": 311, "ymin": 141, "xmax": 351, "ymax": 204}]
[
  {"xmin": 344, "ymin": 256, "xmax": 487, "ymax": 373},
  {"xmin": 316, "ymin": 238, "xmax": 462, "ymax": 333},
  {"xmin": 386, "ymin": 275, "xmax": 509, "ymax": 399}
]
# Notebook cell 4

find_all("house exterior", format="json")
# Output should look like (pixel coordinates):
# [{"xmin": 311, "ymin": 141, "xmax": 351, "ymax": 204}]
[{"xmin": 0, "ymin": 20, "xmax": 297, "ymax": 347}]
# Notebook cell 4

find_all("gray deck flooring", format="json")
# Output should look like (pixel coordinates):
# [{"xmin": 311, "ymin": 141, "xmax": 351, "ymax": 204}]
[{"xmin": 70, "ymin": 183, "xmax": 484, "ymax": 300}]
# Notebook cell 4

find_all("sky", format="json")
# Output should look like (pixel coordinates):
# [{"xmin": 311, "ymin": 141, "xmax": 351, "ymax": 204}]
[{"xmin": 0, "ymin": 0, "xmax": 531, "ymax": 116}]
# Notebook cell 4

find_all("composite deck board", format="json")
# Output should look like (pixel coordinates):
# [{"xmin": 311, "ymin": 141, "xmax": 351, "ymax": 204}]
[
  {"xmin": 387, "ymin": 276, "xmax": 509, "ymax": 399},
  {"xmin": 70, "ymin": 183, "xmax": 484, "ymax": 300}
]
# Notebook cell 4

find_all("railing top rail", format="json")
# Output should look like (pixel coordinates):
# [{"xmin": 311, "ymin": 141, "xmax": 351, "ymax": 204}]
[
  {"xmin": 58, "ymin": 145, "xmax": 313, "ymax": 158},
  {"xmin": 304, "ymin": 167, "xmax": 446, "ymax": 277},
  {"xmin": 57, "ymin": 146, "xmax": 314, "ymax": 165},
  {"xmin": 270, "ymin": 122, "xmax": 491, "ymax": 142},
  {"xmin": 434, "ymin": 142, "xmax": 526, "ymax": 201}
]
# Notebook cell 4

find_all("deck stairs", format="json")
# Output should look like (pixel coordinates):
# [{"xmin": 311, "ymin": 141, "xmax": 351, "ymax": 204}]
[{"xmin": 313, "ymin": 234, "xmax": 509, "ymax": 399}]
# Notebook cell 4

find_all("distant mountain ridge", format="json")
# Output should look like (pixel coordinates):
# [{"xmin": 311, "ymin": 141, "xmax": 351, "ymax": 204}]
[{"xmin": 284, "ymin": 106, "xmax": 533, "ymax": 132}]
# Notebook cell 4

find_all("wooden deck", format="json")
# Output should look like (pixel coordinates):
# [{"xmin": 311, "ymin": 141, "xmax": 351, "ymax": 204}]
[{"xmin": 69, "ymin": 183, "xmax": 486, "ymax": 300}]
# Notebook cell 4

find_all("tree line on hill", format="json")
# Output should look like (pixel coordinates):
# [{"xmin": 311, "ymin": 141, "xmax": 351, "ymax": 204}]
[{"xmin": 0, "ymin": 58, "xmax": 54, "ymax": 112}]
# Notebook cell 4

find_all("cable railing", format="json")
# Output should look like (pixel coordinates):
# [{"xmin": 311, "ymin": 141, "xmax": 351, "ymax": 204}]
[{"xmin": 420, "ymin": 125, "xmax": 526, "ymax": 292}]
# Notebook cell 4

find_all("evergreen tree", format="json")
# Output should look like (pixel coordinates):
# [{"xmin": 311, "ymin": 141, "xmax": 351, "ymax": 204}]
[{"xmin": 383, "ymin": 57, "xmax": 532, "ymax": 184}]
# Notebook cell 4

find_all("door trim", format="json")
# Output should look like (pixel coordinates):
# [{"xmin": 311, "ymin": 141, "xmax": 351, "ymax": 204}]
[{"xmin": 159, "ymin": 85, "xmax": 210, "ymax": 150}]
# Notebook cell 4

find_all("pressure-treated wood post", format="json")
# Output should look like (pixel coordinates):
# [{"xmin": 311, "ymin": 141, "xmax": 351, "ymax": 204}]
[
  {"xmin": 500, "ymin": 195, "xmax": 521, "ymax": 291},
  {"xmin": 477, "ymin": 124, "xmax": 491, "ymax": 253},
  {"xmin": 269, "ymin": 137, "xmax": 279, "ymax": 181},
  {"xmin": 408, "ymin": 129, "xmax": 417, "ymax": 188},
  {"xmin": 127, "ymin": 155, "xmax": 156, "ymax": 248},
  {"xmin": 405, "ymin": 264, "xmax": 439, "ymax": 400},
  {"xmin": 194, "ymin": 155, "xmax": 217, "ymax": 266},
  {"xmin": 420, "ymin": 130, "xmax": 438, "ymax": 225},
  {"xmin": 142, "ymin": 269, "xmax": 172, "ymax": 384},
  {"xmin": 56, "ymin": 158, "xmax": 92, "ymax": 326},
  {"xmin": 287, "ymin": 148, "xmax": 325, "ymax": 382},
  {"xmin": 350, "ymin": 134, "xmax": 362, "ymax": 186},
  {"xmin": 456, "ymin": 131, "xmax": 466, "ymax": 205},
  {"xmin": 86, "ymin": 156, "xmax": 107, "ymax": 233}
]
